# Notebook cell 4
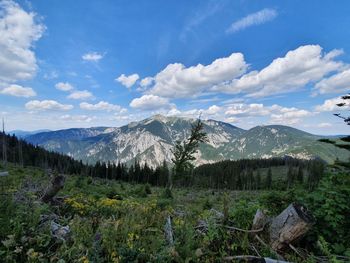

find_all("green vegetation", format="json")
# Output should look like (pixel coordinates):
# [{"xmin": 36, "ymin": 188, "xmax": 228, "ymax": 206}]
[{"xmin": 0, "ymin": 162, "xmax": 349, "ymax": 262}]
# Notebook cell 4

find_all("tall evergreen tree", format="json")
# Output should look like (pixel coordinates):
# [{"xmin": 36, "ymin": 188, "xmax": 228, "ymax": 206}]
[{"xmin": 265, "ymin": 168, "xmax": 272, "ymax": 189}]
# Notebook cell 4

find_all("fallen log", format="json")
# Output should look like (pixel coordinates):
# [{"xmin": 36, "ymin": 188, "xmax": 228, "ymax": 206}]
[
  {"xmin": 164, "ymin": 215, "xmax": 174, "ymax": 246},
  {"xmin": 269, "ymin": 203, "xmax": 314, "ymax": 251},
  {"xmin": 223, "ymin": 255, "xmax": 290, "ymax": 262},
  {"xmin": 41, "ymin": 174, "xmax": 65, "ymax": 203},
  {"xmin": 0, "ymin": 171, "xmax": 9, "ymax": 177}
]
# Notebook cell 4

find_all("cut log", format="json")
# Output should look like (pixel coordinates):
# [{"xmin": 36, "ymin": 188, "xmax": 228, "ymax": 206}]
[
  {"xmin": 269, "ymin": 203, "xmax": 314, "ymax": 251},
  {"xmin": 252, "ymin": 209, "xmax": 269, "ymax": 231},
  {"xmin": 41, "ymin": 174, "xmax": 65, "ymax": 203},
  {"xmin": 164, "ymin": 215, "xmax": 174, "ymax": 246}
]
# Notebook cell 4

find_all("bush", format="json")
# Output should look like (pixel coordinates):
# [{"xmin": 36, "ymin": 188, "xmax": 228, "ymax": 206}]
[
  {"xmin": 106, "ymin": 189, "xmax": 123, "ymax": 200},
  {"xmin": 203, "ymin": 198, "xmax": 212, "ymax": 210},
  {"xmin": 144, "ymin": 183, "xmax": 152, "ymax": 195},
  {"xmin": 162, "ymin": 187, "xmax": 173, "ymax": 199}
]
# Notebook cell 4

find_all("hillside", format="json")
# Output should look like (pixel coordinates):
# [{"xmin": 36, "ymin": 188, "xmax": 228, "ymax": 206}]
[{"xmin": 25, "ymin": 115, "xmax": 348, "ymax": 167}]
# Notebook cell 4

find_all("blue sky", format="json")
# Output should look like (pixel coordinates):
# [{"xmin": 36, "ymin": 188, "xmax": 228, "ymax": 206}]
[{"xmin": 0, "ymin": 0, "xmax": 350, "ymax": 134}]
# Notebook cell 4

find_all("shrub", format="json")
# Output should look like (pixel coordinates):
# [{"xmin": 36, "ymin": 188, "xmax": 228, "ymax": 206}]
[
  {"xmin": 144, "ymin": 183, "xmax": 152, "ymax": 195},
  {"xmin": 162, "ymin": 188, "xmax": 173, "ymax": 199}
]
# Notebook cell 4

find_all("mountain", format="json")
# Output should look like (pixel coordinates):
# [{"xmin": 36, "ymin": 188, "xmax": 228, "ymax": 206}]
[
  {"xmin": 9, "ymin": 129, "xmax": 51, "ymax": 138},
  {"xmin": 25, "ymin": 114, "xmax": 349, "ymax": 167}
]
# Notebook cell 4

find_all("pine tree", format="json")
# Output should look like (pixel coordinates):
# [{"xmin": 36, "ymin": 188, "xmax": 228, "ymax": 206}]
[
  {"xmin": 297, "ymin": 166, "xmax": 304, "ymax": 184},
  {"xmin": 265, "ymin": 168, "xmax": 272, "ymax": 189},
  {"xmin": 171, "ymin": 118, "xmax": 207, "ymax": 188}
]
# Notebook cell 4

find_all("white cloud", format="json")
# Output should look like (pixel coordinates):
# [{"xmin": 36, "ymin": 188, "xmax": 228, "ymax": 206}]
[
  {"xmin": 315, "ymin": 97, "xmax": 349, "ymax": 112},
  {"xmin": 226, "ymin": 8, "xmax": 277, "ymax": 34},
  {"xmin": 55, "ymin": 82, "xmax": 73, "ymax": 91},
  {"xmin": 0, "ymin": 0, "xmax": 45, "ymax": 84},
  {"xmin": 130, "ymin": 95, "xmax": 170, "ymax": 110},
  {"xmin": 317, "ymin": 122, "xmax": 332, "ymax": 128},
  {"xmin": 147, "ymin": 52, "xmax": 248, "ymax": 98},
  {"xmin": 82, "ymin": 52, "xmax": 104, "ymax": 62},
  {"xmin": 0, "ymin": 84, "xmax": 36, "ymax": 97},
  {"xmin": 313, "ymin": 68, "xmax": 350, "ymax": 95},
  {"xmin": 225, "ymin": 103, "xmax": 270, "ymax": 117},
  {"xmin": 116, "ymin": 73, "xmax": 139, "ymax": 88},
  {"xmin": 80, "ymin": 101, "xmax": 126, "ymax": 113},
  {"xmin": 223, "ymin": 103, "xmax": 312, "ymax": 125},
  {"xmin": 213, "ymin": 45, "xmax": 343, "ymax": 97},
  {"xmin": 25, "ymin": 100, "xmax": 73, "ymax": 111},
  {"xmin": 60, "ymin": 114, "xmax": 94, "ymax": 122},
  {"xmin": 269, "ymin": 105, "xmax": 311, "ymax": 125},
  {"xmin": 140, "ymin": 77, "xmax": 154, "ymax": 87},
  {"xmin": 67, "ymin": 90, "xmax": 93, "ymax": 100},
  {"xmin": 205, "ymin": 105, "xmax": 221, "ymax": 115}
]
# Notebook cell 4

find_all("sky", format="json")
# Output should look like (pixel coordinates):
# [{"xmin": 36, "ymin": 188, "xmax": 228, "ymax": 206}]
[{"xmin": 0, "ymin": 0, "xmax": 350, "ymax": 134}]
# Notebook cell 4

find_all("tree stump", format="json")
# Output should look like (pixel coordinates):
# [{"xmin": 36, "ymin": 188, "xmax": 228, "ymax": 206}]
[
  {"xmin": 41, "ymin": 174, "xmax": 65, "ymax": 203},
  {"xmin": 269, "ymin": 203, "xmax": 314, "ymax": 251},
  {"xmin": 252, "ymin": 209, "xmax": 269, "ymax": 230}
]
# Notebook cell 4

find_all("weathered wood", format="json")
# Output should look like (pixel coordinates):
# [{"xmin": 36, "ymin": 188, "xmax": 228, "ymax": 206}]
[
  {"xmin": 41, "ymin": 174, "xmax": 65, "ymax": 203},
  {"xmin": 224, "ymin": 255, "xmax": 290, "ymax": 262},
  {"xmin": 269, "ymin": 203, "xmax": 314, "ymax": 251},
  {"xmin": 164, "ymin": 215, "xmax": 174, "ymax": 246},
  {"xmin": 0, "ymin": 171, "xmax": 9, "ymax": 177},
  {"xmin": 252, "ymin": 209, "xmax": 269, "ymax": 230}
]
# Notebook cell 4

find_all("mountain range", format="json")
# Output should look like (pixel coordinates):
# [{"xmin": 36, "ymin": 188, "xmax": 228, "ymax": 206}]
[{"xmin": 24, "ymin": 114, "xmax": 348, "ymax": 167}]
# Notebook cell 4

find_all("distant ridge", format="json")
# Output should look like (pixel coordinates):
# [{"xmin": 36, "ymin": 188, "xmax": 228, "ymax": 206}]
[{"xmin": 25, "ymin": 115, "xmax": 349, "ymax": 167}]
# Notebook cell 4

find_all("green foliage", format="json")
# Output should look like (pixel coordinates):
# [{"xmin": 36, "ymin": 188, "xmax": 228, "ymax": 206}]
[
  {"xmin": 172, "ymin": 118, "xmax": 208, "ymax": 182},
  {"xmin": 161, "ymin": 187, "xmax": 173, "ymax": 199},
  {"xmin": 1, "ymin": 163, "xmax": 349, "ymax": 262},
  {"xmin": 306, "ymin": 172, "xmax": 350, "ymax": 255}
]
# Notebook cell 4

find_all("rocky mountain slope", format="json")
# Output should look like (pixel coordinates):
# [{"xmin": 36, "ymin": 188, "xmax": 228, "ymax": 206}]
[{"xmin": 25, "ymin": 114, "xmax": 348, "ymax": 167}]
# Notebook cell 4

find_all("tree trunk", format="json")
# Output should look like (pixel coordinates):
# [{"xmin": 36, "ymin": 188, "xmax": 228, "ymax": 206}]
[
  {"xmin": 269, "ymin": 203, "xmax": 314, "ymax": 251},
  {"xmin": 41, "ymin": 174, "xmax": 65, "ymax": 203}
]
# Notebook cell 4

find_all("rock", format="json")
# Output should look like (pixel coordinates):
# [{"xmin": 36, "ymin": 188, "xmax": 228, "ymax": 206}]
[{"xmin": 51, "ymin": 221, "xmax": 70, "ymax": 241}]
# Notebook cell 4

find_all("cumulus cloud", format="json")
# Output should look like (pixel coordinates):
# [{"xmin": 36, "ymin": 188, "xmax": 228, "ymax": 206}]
[
  {"xmin": 67, "ymin": 90, "xmax": 93, "ymax": 100},
  {"xmin": 140, "ymin": 77, "xmax": 154, "ymax": 87},
  {"xmin": 147, "ymin": 53, "xmax": 248, "ymax": 98},
  {"xmin": 213, "ymin": 45, "xmax": 343, "ymax": 97},
  {"xmin": 25, "ymin": 100, "xmax": 73, "ymax": 111},
  {"xmin": 269, "ymin": 105, "xmax": 311, "ymax": 125},
  {"xmin": 223, "ymin": 103, "xmax": 312, "ymax": 125},
  {"xmin": 315, "ymin": 97, "xmax": 349, "ymax": 112},
  {"xmin": 116, "ymin": 73, "xmax": 139, "ymax": 88},
  {"xmin": 60, "ymin": 114, "xmax": 94, "ymax": 122},
  {"xmin": 0, "ymin": 0, "xmax": 45, "ymax": 84},
  {"xmin": 313, "ymin": 68, "xmax": 350, "ymax": 95},
  {"xmin": 0, "ymin": 84, "xmax": 36, "ymax": 97},
  {"xmin": 226, "ymin": 8, "xmax": 277, "ymax": 34},
  {"xmin": 82, "ymin": 52, "xmax": 104, "ymax": 62},
  {"xmin": 55, "ymin": 82, "xmax": 73, "ymax": 91},
  {"xmin": 80, "ymin": 101, "xmax": 126, "ymax": 113},
  {"xmin": 130, "ymin": 95, "xmax": 170, "ymax": 110},
  {"xmin": 225, "ymin": 103, "xmax": 270, "ymax": 117}
]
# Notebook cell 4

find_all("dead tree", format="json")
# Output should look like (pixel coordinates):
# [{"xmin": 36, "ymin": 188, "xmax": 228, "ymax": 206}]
[
  {"xmin": 41, "ymin": 174, "xmax": 65, "ymax": 203},
  {"xmin": 253, "ymin": 203, "xmax": 314, "ymax": 252}
]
